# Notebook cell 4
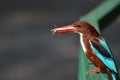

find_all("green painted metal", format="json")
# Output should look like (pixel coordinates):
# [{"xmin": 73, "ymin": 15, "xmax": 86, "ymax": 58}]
[{"xmin": 78, "ymin": 0, "xmax": 120, "ymax": 80}]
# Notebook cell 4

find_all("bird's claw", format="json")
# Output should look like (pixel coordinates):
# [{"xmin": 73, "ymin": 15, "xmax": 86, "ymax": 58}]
[{"xmin": 86, "ymin": 67, "xmax": 100, "ymax": 75}]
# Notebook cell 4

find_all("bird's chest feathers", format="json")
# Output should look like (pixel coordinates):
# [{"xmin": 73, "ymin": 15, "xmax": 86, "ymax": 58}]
[
  {"xmin": 80, "ymin": 35, "xmax": 90, "ymax": 52},
  {"xmin": 80, "ymin": 37, "xmax": 87, "ymax": 52},
  {"xmin": 80, "ymin": 34, "xmax": 92, "ymax": 54}
]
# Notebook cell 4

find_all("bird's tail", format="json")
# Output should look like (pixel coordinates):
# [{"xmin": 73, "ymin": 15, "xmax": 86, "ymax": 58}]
[
  {"xmin": 111, "ymin": 72, "xmax": 120, "ymax": 80},
  {"xmin": 107, "ymin": 70, "xmax": 120, "ymax": 80}
]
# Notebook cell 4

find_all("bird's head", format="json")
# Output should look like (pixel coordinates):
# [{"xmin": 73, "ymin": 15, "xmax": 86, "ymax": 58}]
[{"xmin": 51, "ymin": 21, "xmax": 100, "ymax": 37}]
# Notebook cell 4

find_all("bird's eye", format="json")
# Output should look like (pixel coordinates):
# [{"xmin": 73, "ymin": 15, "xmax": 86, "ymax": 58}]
[{"xmin": 75, "ymin": 25, "xmax": 81, "ymax": 28}]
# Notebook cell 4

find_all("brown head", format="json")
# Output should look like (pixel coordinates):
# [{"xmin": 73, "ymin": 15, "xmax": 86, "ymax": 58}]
[{"xmin": 51, "ymin": 21, "xmax": 100, "ymax": 37}]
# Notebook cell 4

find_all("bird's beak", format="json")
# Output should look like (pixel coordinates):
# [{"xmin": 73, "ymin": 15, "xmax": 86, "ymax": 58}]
[{"xmin": 51, "ymin": 25, "xmax": 75, "ymax": 34}]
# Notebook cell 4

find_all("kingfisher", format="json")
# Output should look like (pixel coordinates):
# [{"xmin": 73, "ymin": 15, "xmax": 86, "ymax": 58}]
[{"xmin": 51, "ymin": 21, "xmax": 120, "ymax": 80}]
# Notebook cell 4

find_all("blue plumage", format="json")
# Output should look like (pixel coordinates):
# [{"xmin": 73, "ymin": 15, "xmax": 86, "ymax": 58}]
[
  {"xmin": 90, "ymin": 38, "xmax": 117, "ymax": 73},
  {"xmin": 112, "ymin": 73, "xmax": 116, "ymax": 80},
  {"xmin": 90, "ymin": 38, "xmax": 118, "ymax": 80},
  {"xmin": 98, "ymin": 38, "xmax": 112, "ymax": 57},
  {"xmin": 89, "ymin": 38, "xmax": 117, "ymax": 73}
]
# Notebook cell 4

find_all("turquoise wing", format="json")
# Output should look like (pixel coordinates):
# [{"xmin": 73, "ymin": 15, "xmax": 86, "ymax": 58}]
[{"xmin": 89, "ymin": 38, "xmax": 117, "ymax": 73}]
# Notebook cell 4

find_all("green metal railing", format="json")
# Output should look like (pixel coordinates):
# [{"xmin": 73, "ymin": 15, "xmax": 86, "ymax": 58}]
[{"xmin": 78, "ymin": 0, "xmax": 120, "ymax": 80}]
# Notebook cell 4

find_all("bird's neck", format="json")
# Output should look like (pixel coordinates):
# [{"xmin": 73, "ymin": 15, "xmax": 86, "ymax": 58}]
[
  {"xmin": 83, "ymin": 29, "xmax": 100, "ymax": 37},
  {"xmin": 79, "ymin": 33, "xmax": 100, "ymax": 53}
]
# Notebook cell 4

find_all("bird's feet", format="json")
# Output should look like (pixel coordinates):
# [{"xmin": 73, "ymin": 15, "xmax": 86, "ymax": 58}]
[{"xmin": 86, "ymin": 67, "xmax": 100, "ymax": 75}]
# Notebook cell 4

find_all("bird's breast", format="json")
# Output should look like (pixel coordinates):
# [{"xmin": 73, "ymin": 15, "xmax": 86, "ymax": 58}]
[{"xmin": 80, "ymin": 35, "xmax": 87, "ymax": 52}]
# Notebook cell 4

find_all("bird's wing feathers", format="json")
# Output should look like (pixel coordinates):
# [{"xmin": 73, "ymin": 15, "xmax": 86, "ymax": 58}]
[
  {"xmin": 90, "ymin": 40, "xmax": 111, "ymax": 58},
  {"xmin": 89, "ymin": 38, "xmax": 117, "ymax": 73}
]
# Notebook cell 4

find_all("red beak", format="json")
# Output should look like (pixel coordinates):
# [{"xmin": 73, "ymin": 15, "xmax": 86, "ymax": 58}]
[{"xmin": 51, "ymin": 25, "xmax": 75, "ymax": 34}]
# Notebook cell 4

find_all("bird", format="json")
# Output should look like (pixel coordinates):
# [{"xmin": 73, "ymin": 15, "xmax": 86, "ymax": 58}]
[{"xmin": 51, "ymin": 21, "xmax": 120, "ymax": 80}]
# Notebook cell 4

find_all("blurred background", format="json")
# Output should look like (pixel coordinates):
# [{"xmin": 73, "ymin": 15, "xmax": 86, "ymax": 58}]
[{"xmin": 0, "ymin": 0, "xmax": 120, "ymax": 80}]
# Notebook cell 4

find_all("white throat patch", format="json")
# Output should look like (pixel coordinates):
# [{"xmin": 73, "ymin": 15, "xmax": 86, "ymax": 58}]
[{"xmin": 79, "ymin": 33, "xmax": 87, "ymax": 52}]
